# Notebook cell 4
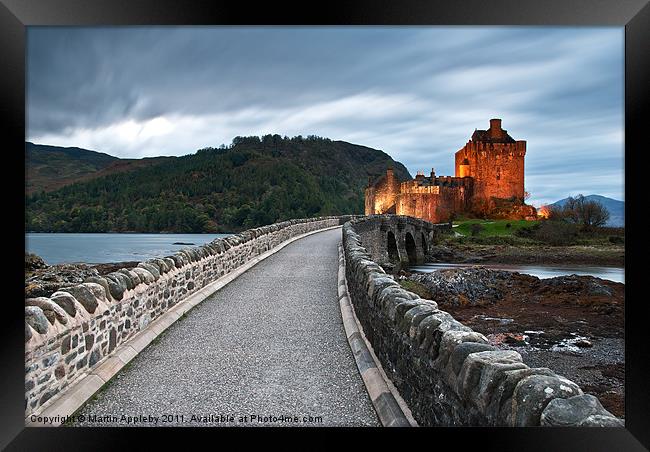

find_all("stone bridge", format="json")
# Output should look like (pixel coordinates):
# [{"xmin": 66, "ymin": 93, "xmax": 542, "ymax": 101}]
[
  {"xmin": 23, "ymin": 214, "xmax": 621, "ymax": 428},
  {"xmin": 348, "ymin": 214, "xmax": 451, "ymax": 268}
]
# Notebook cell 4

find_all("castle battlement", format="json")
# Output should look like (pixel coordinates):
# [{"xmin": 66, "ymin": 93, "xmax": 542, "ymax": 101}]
[{"xmin": 365, "ymin": 119, "xmax": 535, "ymax": 223}]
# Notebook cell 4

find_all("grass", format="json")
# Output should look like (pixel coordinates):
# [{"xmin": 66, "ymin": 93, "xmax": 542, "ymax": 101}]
[
  {"xmin": 447, "ymin": 218, "xmax": 624, "ymax": 247},
  {"xmin": 399, "ymin": 280, "xmax": 433, "ymax": 300},
  {"xmin": 453, "ymin": 219, "xmax": 539, "ymax": 237}
]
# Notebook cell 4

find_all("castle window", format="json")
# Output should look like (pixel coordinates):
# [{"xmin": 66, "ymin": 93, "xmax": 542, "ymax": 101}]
[{"xmin": 496, "ymin": 167, "xmax": 501, "ymax": 180}]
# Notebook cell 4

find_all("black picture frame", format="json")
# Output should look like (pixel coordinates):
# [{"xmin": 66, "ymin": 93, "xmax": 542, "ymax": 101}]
[{"xmin": 3, "ymin": 0, "xmax": 648, "ymax": 449}]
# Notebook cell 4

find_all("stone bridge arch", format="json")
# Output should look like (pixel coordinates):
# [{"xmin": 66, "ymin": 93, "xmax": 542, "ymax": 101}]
[
  {"xmin": 404, "ymin": 232, "xmax": 417, "ymax": 263},
  {"xmin": 366, "ymin": 215, "xmax": 448, "ymax": 268}
]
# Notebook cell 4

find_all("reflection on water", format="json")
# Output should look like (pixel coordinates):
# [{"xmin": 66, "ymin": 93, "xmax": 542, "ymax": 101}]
[
  {"xmin": 409, "ymin": 262, "xmax": 624, "ymax": 283},
  {"xmin": 26, "ymin": 233, "xmax": 232, "ymax": 265}
]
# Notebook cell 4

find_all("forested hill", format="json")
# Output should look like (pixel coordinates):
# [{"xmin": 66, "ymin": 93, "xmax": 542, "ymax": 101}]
[
  {"xmin": 26, "ymin": 142, "xmax": 173, "ymax": 194},
  {"xmin": 26, "ymin": 135, "xmax": 411, "ymax": 233},
  {"xmin": 26, "ymin": 142, "xmax": 118, "ymax": 194}
]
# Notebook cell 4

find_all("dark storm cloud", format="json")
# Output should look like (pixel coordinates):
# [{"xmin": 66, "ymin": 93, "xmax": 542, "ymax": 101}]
[{"xmin": 27, "ymin": 27, "xmax": 624, "ymax": 205}]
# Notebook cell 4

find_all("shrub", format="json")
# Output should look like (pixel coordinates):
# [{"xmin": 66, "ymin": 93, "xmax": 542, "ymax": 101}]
[
  {"xmin": 514, "ymin": 223, "xmax": 539, "ymax": 239},
  {"xmin": 532, "ymin": 220, "xmax": 580, "ymax": 246},
  {"xmin": 608, "ymin": 235, "xmax": 625, "ymax": 245},
  {"xmin": 470, "ymin": 223, "xmax": 485, "ymax": 236}
]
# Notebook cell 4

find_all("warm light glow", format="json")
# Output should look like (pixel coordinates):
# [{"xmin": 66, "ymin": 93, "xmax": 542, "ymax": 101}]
[{"xmin": 537, "ymin": 205, "xmax": 551, "ymax": 219}]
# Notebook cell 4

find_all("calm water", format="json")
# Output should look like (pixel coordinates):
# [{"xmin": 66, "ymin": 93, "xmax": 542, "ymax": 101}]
[
  {"xmin": 26, "ymin": 233, "xmax": 232, "ymax": 265},
  {"xmin": 409, "ymin": 262, "xmax": 624, "ymax": 283}
]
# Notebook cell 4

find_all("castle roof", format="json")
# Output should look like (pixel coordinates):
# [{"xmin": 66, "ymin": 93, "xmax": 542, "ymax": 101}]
[{"xmin": 471, "ymin": 129, "xmax": 516, "ymax": 143}]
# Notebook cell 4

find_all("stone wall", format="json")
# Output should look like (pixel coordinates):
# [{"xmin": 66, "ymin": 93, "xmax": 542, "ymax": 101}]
[
  {"xmin": 365, "ymin": 168, "xmax": 400, "ymax": 215},
  {"xmin": 396, "ymin": 185, "xmax": 468, "ymax": 225},
  {"xmin": 24, "ymin": 216, "xmax": 343, "ymax": 418},
  {"xmin": 342, "ymin": 217, "xmax": 623, "ymax": 427}
]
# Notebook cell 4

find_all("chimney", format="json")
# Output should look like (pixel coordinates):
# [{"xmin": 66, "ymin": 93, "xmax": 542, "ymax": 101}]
[
  {"xmin": 489, "ymin": 118, "xmax": 503, "ymax": 139},
  {"xmin": 430, "ymin": 167, "xmax": 436, "ymax": 179}
]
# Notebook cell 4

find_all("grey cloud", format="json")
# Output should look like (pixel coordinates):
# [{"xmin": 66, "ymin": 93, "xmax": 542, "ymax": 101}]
[{"xmin": 27, "ymin": 26, "xmax": 624, "ymax": 204}]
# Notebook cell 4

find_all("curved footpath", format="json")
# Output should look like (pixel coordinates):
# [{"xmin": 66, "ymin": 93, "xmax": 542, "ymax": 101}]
[{"xmin": 72, "ymin": 228, "xmax": 380, "ymax": 427}]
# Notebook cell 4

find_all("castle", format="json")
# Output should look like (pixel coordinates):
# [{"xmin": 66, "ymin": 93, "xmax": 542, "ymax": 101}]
[{"xmin": 365, "ymin": 119, "xmax": 536, "ymax": 223}]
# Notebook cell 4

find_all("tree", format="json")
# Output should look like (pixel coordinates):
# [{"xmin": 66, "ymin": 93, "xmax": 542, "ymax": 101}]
[
  {"xmin": 559, "ymin": 195, "xmax": 610, "ymax": 228},
  {"xmin": 580, "ymin": 199, "xmax": 610, "ymax": 228}
]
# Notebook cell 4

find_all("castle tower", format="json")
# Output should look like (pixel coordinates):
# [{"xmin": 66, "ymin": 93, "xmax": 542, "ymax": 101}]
[
  {"xmin": 365, "ymin": 167, "xmax": 400, "ymax": 215},
  {"xmin": 454, "ymin": 118, "xmax": 526, "ymax": 202},
  {"xmin": 488, "ymin": 118, "xmax": 504, "ymax": 139}
]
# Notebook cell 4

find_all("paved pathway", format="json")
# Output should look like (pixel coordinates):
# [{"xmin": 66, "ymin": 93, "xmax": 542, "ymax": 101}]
[{"xmin": 73, "ymin": 228, "xmax": 380, "ymax": 427}]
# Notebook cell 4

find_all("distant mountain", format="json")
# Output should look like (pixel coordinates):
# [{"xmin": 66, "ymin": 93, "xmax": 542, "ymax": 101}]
[
  {"xmin": 550, "ymin": 194, "xmax": 624, "ymax": 227},
  {"xmin": 26, "ymin": 142, "xmax": 172, "ymax": 194},
  {"xmin": 25, "ymin": 135, "xmax": 412, "ymax": 233}
]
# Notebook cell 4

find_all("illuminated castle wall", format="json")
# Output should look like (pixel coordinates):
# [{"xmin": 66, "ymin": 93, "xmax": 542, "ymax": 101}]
[{"xmin": 365, "ymin": 119, "xmax": 534, "ymax": 223}]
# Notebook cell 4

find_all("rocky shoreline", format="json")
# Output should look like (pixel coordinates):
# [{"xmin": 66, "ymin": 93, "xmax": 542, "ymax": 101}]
[
  {"xmin": 25, "ymin": 253, "xmax": 139, "ymax": 299},
  {"xmin": 405, "ymin": 266, "xmax": 625, "ymax": 418}
]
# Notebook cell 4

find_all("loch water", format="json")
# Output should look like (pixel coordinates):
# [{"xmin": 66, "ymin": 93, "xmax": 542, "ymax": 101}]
[{"xmin": 25, "ymin": 233, "xmax": 232, "ymax": 265}]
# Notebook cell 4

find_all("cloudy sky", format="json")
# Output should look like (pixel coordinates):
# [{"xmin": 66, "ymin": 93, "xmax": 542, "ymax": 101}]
[{"xmin": 27, "ymin": 27, "xmax": 624, "ymax": 206}]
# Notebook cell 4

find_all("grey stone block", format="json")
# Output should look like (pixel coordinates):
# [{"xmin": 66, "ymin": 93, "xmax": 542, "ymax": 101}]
[
  {"xmin": 110, "ymin": 271, "xmax": 134, "ymax": 290},
  {"xmin": 392, "ymin": 300, "xmax": 421, "ymax": 325},
  {"xmin": 150, "ymin": 258, "xmax": 170, "ymax": 274},
  {"xmin": 132, "ymin": 267, "xmax": 155, "ymax": 284},
  {"xmin": 436, "ymin": 330, "xmax": 490, "ymax": 376},
  {"xmin": 118, "ymin": 269, "xmax": 142, "ymax": 286},
  {"xmin": 103, "ymin": 275, "xmax": 127, "ymax": 300},
  {"xmin": 475, "ymin": 356, "xmax": 528, "ymax": 415},
  {"xmin": 401, "ymin": 303, "xmax": 439, "ymax": 336},
  {"xmin": 25, "ymin": 297, "xmax": 69, "ymax": 325},
  {"xmin": 60, "ymin": 285, "xmax": 99, "ymax": 313},
  {"xmin": 577, "ymin": 414, "xmax": 624, "ymax": 427},
  {"xmin": 415, "ymin": 311, "xmax": 454, "ymax": 351},
  {"xmin": 163, "ymin": 257, "xmax": 177, "ymax": 271},
  {"xmin": 83, "ymin": 282, "xmax": 108, "ymax": 304},
  {"xmin": 368, "ymin": 276, "xmax": 399, "ymax": 306},
  {"xmin": 170, "ymin": 254, "xmax": 186, "ymax": 268},
  {"xmin": 50, "ymin": 292, "xmax": 78, "ymax": 317},
  {"xmin": 84, "ymin": 276, "xmax": 114, "ymax": 303},
  {"xmin": 492, "ymin": 367, "xmax": 557, "ymax": 425},
  {"xmin": 138, "ymin": 262, "xmax": 160, "ymax": 280},
  {"xmin": 512, "ymin": 374, "xmax": 582, "ymax": 426},
  {"xmin": 25, "ymin": 306, "xmax": 49, "ymax": 334},
  {"xmin": 540, "ymin": 394, "xmax": 621, "ymax": 427},
  {"xmin": 384, "ymin": 296, "xmax": 416, "ymax": 322},
  {"xmin": 449, "ymin": 342, "xmax": 496, "ymax": 376},
  {"xmin": 428, "ymin": 317, "xmax": 473, "ymax": 360}
]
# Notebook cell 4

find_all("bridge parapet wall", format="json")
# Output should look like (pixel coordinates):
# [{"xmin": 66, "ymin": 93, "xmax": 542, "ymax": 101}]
[
  {"xmin": 24, "ymin": 216, "xmax": 344, "ymax": 418},
  {"xmin": 342, "ymin": 217, "xmax": 622, "ymax": 427}
]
